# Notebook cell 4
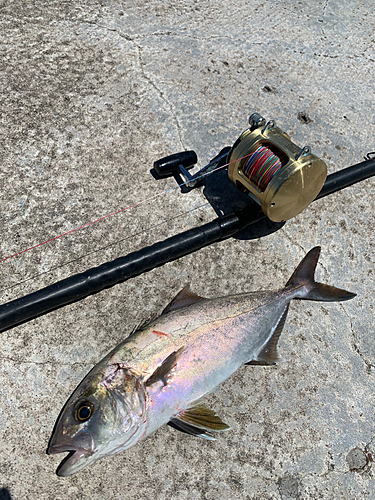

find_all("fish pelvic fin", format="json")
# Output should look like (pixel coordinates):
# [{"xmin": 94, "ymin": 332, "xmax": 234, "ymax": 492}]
[
  {"xmin": 162, "ymin": 285, "xmax": 207, "ymax": 314},
  {"xmin": 174, "ymin": 402, "xmax": 230, "ymax": 432},
  {"xmin": 168, "ymin": 419, "xmax": 216, "ymax": 441},
  {"xmin": 286, "ymin": 246, "xmax": 356, "ymax": 302},
  {"xmin": 246, "ymin": 304, "xmax": 289, "ymax": 365}
]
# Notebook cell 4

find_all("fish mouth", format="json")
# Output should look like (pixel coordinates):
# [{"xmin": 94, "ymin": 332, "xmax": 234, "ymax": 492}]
[
  {"xmin": 48, "ymin": 434, "xmax": 94, "ymax": 477},
  {"xmin": 48, "ymin": 445, "xmax": 89, "ymax": 476}
]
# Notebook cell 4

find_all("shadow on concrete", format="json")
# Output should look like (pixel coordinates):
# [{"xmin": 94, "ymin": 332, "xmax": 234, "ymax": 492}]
[
  {"xmin": 200, "ymin": 167, "xmax": 285, "ymax": 240},
  {"xmin": 0, "ymin": 488, "xmax": 12, "ymax": 500},
  {"xmin": 151, "ymin": 156, "xmax": 285, "ymax": 241}
]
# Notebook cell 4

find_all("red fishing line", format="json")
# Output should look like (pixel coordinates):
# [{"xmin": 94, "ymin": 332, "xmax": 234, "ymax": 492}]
[
  {"xmin": 0, "ymin": 154, "xmax": 252, "ymax": 264},
  {"xmin": 0, "ymin": 198, "xmax": 168, "ymax": 264}
]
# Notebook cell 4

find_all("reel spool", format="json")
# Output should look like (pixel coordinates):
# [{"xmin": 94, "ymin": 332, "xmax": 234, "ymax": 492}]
[{"xmin": 227, "ymin": 113, "xmax": 327, "ymax": 222}]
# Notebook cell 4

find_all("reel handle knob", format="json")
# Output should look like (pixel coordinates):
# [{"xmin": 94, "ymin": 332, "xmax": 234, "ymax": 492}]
[{"xmin": 153, "ymin": 151, "xmax": 198, "ymax": 178}]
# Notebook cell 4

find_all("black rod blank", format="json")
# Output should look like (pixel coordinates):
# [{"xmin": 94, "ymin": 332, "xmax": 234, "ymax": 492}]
[
  {"xmin": 317, "ymin": 158, "xmax": 375, "ymax": 199},
  {"xmin": 0, "ymin": 206, "xmax": 262, "ymax": 333},
  {"xmin": 0, "ymin": 159, "xmax": 374, "ymax": 333}
]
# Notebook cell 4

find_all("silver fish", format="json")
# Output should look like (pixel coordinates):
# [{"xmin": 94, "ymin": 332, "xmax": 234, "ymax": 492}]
[{"xmin": 48, "ymin": 247, "xmax": 355, "ymax": 476}]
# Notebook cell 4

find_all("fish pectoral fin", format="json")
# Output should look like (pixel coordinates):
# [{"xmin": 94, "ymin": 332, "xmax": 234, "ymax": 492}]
[
  {"xmin": 176, "ymin": 402, "xmax": 230, "ymax": 432},
  {"xmin": 145, "ymin": 346, "xmax": 184, "ymax": 387},
  {"xmin": 168, "ymin": 419, "xmax": 216, "ymax": 441},
  {"xmin": 162, "ymin": 284, "xmax": 207, "ymax": 314},
  {"xmin": 248, "ymin": 304, "xmax": 289, "ymax": 365}
]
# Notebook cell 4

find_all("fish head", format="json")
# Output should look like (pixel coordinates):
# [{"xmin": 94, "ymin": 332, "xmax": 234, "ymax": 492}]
[{"xmin": 48, "ymin": 363, "xmax": 148, "ymax": 476}]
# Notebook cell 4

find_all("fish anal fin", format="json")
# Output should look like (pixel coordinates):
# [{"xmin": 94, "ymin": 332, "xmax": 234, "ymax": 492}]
[
  {"xmin": 168, "ymin": 419, "xmax": 215, "ymax": 441},
  {"xmin": 162, "ymin": 285, "xmax": 207, "ymax": 314},
  {"xmin": 250, "ymin": 304, "xmax": 289, "ymax": 365},
  {"xmin": 176, "ymin": 402, "xmax": 230, "ymax": 432},
  {"xmin": 145, "ymin": 346, "xmax": 184, "ymax": 387}
]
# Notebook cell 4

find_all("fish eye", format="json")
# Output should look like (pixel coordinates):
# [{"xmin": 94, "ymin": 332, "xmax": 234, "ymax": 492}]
[{"xmin": 74, "ymin": 400, "xmax": 94, "ymax": 422}]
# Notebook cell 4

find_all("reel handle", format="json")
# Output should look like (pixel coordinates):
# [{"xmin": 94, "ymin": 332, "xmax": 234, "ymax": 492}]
[
  {"xmin": 154, "ymin": 147, "xmax": 231, "ymax": 188},
  {"xmin": 153, "ymin": 150, "xmax": 197, "ymax": 178}
]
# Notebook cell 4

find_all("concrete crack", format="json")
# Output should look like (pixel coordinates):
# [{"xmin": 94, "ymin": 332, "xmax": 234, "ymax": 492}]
[
  {"xmin": 80, "ymin": 20, "xmax": 231, "ymax": 42},
  {"xmin": 79, "ymin": 19, "xmax": 134, "ymax": 40},
  {"xmin": 339, "ymin": 304, "xmax": 375, "ymax": 373},
  {"xmin": 79, "ymin": 20, "xmax": 186, "ymax": 149},
  {"xmin": 319, "ymin": 0, "xmax": 329, "ymax": 38},
  {"xmin": 134, "ymin": 44, "xmax": 185, "ymax": 149},
  {"xmin": 312, "ymin": 52, "xmax": 339, "ymax": 60},
  {"xmin": 283, "ymin": 235, "xmax": 330, "ymax": 278},
  {"xmin": 283, "ymin": 233, "xmax": 306, "ymax": 255},
  {"xmin": 0, "ymin": 355, "xmax": 92, "ymax": 369},
  {"xmin": 322, "ymin": 0, "xmax": 329, "ymax": 17}
]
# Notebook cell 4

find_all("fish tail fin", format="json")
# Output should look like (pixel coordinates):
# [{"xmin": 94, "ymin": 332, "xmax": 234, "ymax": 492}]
[{"xmin": 286, "ymin": 246, "xmax": 356, "ymax": 302}]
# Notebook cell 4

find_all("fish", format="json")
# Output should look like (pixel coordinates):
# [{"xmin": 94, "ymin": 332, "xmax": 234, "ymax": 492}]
[{"xmin": 48, "ymin": 246, "xmax": 356, "ymax": 476}]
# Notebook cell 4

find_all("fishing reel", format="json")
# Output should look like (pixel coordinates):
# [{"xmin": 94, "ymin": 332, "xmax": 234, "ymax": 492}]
[{"xmin": 153, "ymin": 113, "xmax": 327, "ymax": 222}]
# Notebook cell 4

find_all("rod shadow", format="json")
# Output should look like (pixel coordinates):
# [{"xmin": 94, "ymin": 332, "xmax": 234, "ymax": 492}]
[{"xmin": 151, "ymin": 154, "xmax": 285, "ymax": 240}]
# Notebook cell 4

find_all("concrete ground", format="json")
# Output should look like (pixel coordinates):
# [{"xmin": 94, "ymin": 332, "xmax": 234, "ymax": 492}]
[{"xmin": 0, "ymin": 0, "xmax": 374, "ymax": 498}]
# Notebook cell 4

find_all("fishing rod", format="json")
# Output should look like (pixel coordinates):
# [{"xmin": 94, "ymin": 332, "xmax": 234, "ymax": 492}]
[{"xmin": 0, "ymin": 113, "xmax": 374, "ymax": 333}]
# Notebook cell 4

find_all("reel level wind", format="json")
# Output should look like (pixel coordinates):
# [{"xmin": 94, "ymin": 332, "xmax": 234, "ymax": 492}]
[{"xmin": 154, "ymin": 113, "xmax": 328, "ymax": 222}]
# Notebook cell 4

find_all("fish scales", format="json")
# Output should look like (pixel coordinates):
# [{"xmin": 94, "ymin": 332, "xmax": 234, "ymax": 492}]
[
  {"xmin": 107, "ymin": 291, "xmax": 287, "ymax": 429},
  {"xmin": 48, "ymin": 247, "xmax": 356, "ymax": 476}
]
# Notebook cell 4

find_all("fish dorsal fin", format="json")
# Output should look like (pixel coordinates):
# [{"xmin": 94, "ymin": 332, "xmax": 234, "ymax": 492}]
[
  {"xmin": 162, "ymin": 285, "xmax": 207, "ymax": 314},
  {"xmin": 168, "ymin": 419, "xmax": 216, "ymax": 441},
  {"xmin": 127, "ymin": 314, "xmax": 158, "ymax": 338},
  {"xmin": 246, "ymin": 304, "xmax": 289, "ymax": 365},
  {"xmin": 175, "ymin": 402, "xmax": 230, "ymax": 432},
  {"xmin": 145, "ymin": 346, "xmax": 184, "ymax": 387}
]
